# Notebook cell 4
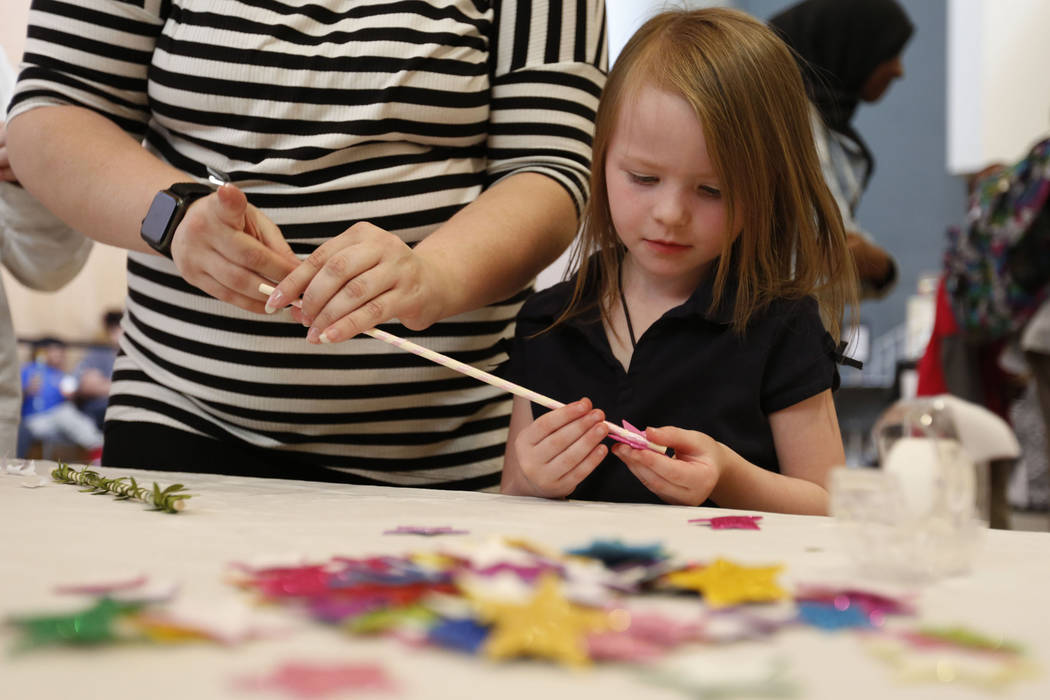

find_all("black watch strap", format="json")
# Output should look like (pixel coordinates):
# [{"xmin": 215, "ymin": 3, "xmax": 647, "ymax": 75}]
[
  {"xmin": 140, "ymin": 181, "xmax": 215, "ymax": 259},
  {"xmin": 169, "ymin": 182, "xmax": 215, "ymax": 199}
]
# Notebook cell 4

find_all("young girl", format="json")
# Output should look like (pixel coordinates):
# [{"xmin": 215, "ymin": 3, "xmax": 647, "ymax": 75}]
[{"xmin": 500, "ymin": 8, "xmax": 857, "ymax": 515}]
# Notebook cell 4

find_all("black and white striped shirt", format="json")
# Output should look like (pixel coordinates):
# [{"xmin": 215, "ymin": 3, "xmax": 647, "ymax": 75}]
[{"xmin": 10, "ymin": 0, "xmax": 606, "ymax": 489}]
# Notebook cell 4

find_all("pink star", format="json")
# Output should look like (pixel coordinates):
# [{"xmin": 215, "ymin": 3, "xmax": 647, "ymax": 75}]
[
  {"xmin": 236, "ymin": 661, "xmax": 396, "ymax": 698},
  {"xmin": 689, "ymin": 515, "xmax": 763, "ymax": 530}
]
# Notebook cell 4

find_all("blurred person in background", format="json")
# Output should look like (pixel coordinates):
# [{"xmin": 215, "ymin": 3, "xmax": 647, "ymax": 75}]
[
  {"xmin": 1, "ymin": 44, "xmax": 92, "ymax": 459},
  {"xmin": 770, "ymin": 0, "xmax": 914, "ymax": 300},
  {"xmin": 18, "ymin": 337, "xmax": 103, "ymax": 461},
  {"xmin": 74, "ymin": 309, "xmax": 124, "ymax": 430}
]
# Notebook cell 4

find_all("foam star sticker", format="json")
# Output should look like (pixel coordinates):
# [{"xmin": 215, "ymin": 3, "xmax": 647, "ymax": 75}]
[
  {"xmin": 473, "ymin": 574, "xmax": 611, "ymax": 666},
  {"xmin": 440, "ymin": 536, "xmax": 542, "ymax": 570},
  {"xmin": 384, "ymin": 525, "xmax": 469, "ymax": 536},
  {"xmin": 796, "ymin": 601, "xmax": 873, "ymax": 631},
  {"xmin": 902, "ymin": 625, "xmax": 1024, "ymax": 654},
  {"xmin": 428, "ymin": 618, "xmax": 489, "ymax": 654},
  {"xmin": 344, "ymin": 604, "xmax": 437, "ymax": 635},
  {"xmin": 866, "ymin": 637, "xmax": 1039, "ymax": 691},
  {"xmin": 126, "ymin": 614, "xmax": 217, "ymax": 644},
  {"xmin": 566, "ymin": 539, "xmax": 668, "ymax": 569},
  {"xmin": 587, "ymin": 608, "xmax": 703, "ymax": 662},
  {"xmin": 664, "ymin": 559, "xmax": 787, "ymax": 608},
  {"xmin": 235, "ymin": 661, "xmax": 396, "ymax": 698},
  {"xmin": 700, "ymin": 607, "xmax": 792, "ymax": 643},
  {"xmin": 689, "ymin": 515, "xmax": 763, "ymax": 530},
  {"xmin": 8, "ymin": 597, "xmax": 139, "ymax": 650},
  {"xmin": 795, "ymin": 586, "xmax": 914, "ymax": 626},
  {"xmin": 642, "ymin": 653, "xmax": 798, "ymax": 698}
]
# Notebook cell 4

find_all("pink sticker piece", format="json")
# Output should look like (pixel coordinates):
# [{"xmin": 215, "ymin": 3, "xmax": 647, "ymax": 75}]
[
  {"xmin": 795, "ymin": 586, "xmax": 915, "ymax": 617},
  {"xmin": 54, "ymin": 575, "xmax": 149, "ymax": 596},
  {"xmin": 587, "ymin": 631, "xmax": 664, "ymax": 662},
  {"xmin": 588, "ymin": 609, "xmax": 702, "ymax": 662},
  {"xmin": 688, "ymin": 516, "xmax": 764, "ymax": 530},
  {"xmin": 383, "ymin": 526, "xmax": 469, "ymax": 536},
  {"xmin": 473, "ymin": 561, "xmax": 563, "ymax": 582},
  {"xmin": 236, "ymin": 661, "xmax": 396, "ymax": 698},
  {"xmin": 247, "ymin": 565, "xmax": 333, "ymax": 598},
  {"xmin": 609, "ymin": 419, "xmax": 649, "ymax": 450}
]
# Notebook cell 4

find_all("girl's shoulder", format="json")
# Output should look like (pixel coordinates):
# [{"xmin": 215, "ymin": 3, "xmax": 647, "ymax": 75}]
[
  {"xmin": 742, "ymin": 294, "xmax": 826, "ymax": 343},
  {"xmin": 767, "ymin": 293, "xmax": 821, "ymax": 317},
  {"xmin": 739, "ymin": 294, "xmax": 820, "ymax": 327}
]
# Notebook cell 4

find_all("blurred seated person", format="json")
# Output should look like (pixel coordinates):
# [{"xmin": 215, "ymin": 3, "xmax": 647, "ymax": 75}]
[
  {"xmin": 18, "ymin": 337, "xmax": 103, "ymax": 461},
  {"xmin": 75, "ymin": 309, "xmax": 123, "ymax": 429}
]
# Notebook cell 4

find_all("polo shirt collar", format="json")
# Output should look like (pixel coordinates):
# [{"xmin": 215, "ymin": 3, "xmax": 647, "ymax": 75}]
[
  {"xmin": 664, "ymin": 264, "xmax": 736, "ymax": 326},
  {"xmin": 525, "ymin": 256, "xmax": 737, "ymax": 331}
]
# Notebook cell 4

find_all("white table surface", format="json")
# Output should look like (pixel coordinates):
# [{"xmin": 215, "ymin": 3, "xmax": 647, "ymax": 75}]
[{"xmin": 2, "ymin": 463, "xmax": 1048, "ymax": 700}]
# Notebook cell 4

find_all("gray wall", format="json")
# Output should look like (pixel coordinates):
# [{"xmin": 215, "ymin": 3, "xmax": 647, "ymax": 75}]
[{"xmin": 737, "ymin": 0, "xmax": 967, "ymax": 351}]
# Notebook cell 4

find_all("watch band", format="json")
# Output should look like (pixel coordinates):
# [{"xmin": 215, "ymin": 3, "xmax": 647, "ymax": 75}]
[{"xmin": 140, "ymin": 182, "xmax": 215, "ymax": 258}]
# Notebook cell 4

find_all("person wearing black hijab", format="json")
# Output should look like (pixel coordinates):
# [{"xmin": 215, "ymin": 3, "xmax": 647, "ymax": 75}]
[{"xmin": 770, "ymin": 0, "xmax": 914, "ymax": 299}]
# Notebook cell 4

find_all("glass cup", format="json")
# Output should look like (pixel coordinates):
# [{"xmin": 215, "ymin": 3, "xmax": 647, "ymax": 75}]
[{"xmin": 829, "ymin": 396, "xmax": 981, "ymax": 583}]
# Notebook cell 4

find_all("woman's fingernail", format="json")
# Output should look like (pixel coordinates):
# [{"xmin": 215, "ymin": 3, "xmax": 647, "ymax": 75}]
[
  {"xmin": 307, "ymin": 327, "xmax": 320, "ymax": 343},
  {"xmin": 319, "ymin": 329, "xmax": 338, "ymax": 344},
  {"xmin": 264, "ymin": 289, "xmax": 284, "ymax": 314}
]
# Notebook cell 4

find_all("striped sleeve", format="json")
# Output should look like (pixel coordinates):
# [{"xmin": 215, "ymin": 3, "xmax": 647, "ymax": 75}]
[
  {"xmin": 488, "ymin": 0, "xmax": 606, "ymax": 214},
  {"xmin": 8, "ymin": 0, "xmax": 164, "ymax": 136}
]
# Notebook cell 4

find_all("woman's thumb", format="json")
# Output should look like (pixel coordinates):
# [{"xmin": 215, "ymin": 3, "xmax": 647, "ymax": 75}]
[{"xmin": 213, "ymin": 183, "xmax": 248, "ymax": 231}]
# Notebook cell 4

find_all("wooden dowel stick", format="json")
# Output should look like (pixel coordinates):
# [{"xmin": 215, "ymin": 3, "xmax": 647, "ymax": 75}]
[{"xmin": 258, "ymin": 283, "xmax": 668, "ymax": 454}]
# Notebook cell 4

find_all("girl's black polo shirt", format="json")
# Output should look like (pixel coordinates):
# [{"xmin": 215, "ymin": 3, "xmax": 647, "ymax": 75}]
[{"xmin": 504, "ymin": 272, "xmax": 840, "ymax": 504}]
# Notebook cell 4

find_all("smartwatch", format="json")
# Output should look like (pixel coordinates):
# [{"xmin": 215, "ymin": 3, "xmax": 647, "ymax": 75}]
[{"xmin": 140, "ymin": 182, "xmax": 215, "ymax": 258}]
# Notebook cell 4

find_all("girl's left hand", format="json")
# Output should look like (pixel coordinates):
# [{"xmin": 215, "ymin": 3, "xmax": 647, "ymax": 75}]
[
  {"xmin": 269, "ymin": 222, "xmax": 447, "ymax": 341},
  {"xmin": 611, "ymin": 425, "xmax": 723, "ymax": 506}
]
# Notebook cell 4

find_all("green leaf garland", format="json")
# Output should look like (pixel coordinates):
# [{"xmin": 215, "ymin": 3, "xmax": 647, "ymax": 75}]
[{"xmin": 50, "ymin": 463, "xmax": 193, "ymax": 513}]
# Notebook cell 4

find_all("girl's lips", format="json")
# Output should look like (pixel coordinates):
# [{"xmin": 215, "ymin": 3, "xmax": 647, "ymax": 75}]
[{"xmin": 644, "ymin": 239, "xmax": 690, "ymax": 253}]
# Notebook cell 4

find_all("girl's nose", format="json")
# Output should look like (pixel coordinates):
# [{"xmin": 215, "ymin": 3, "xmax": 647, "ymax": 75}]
[{"xmin": 653, "ymin": 188, "xmax": 690, "ymax": 226}]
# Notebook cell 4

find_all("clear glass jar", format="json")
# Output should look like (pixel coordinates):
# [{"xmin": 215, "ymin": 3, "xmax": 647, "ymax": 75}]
[{"xmin": 829, "ymin": 396, "xmax": 982, "ymax": 583}]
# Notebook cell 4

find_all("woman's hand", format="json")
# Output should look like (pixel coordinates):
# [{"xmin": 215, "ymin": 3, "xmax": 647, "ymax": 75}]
[
  {"xmin": 506, "ymin": 398, "xmax": 609, "ymax": 499},
  {"xmin": 612, "ymin": 425, "xmax": 722, "ymax": 506},
  {"xmin": 171, "ymin": 184, "xmax": 300, "ymax": 313},
  {"xmin": 265, "ymin": 222, "xmax": 449, "ymax": 342}
]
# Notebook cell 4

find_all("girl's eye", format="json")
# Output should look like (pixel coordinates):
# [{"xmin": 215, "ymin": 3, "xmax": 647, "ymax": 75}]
[
  {"xmin": 628, "ymin": 172, "xmax": 657, "ymax": 184},
  {"xmin": 699, "ymin": 185, "xmax": 722, "ymax": 198}
]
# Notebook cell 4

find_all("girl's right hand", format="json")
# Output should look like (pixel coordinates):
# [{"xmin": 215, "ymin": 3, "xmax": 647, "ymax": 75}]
[
  {"xmin": 509, "ymin": 398, "xmax": 610, "ymax": 498},
  {"xmin": 611, "ymin": 425, "xmax": 722, "ymax": 506},
  {"xmin": 171, "ymin": 183, "xmax": 300, "ymax": 314}
]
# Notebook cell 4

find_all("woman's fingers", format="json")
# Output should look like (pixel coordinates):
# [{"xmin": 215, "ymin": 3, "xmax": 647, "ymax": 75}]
[
  {"xmin": 266, "ymin": 228, "xmax": 380, "ymax": 321},
  {"xmin": 192, "ymin": 270, "xmax": 276, "ymax": 313},
  {"xmin": 262, "ymin": 220, "xmax": 441, "ymax": 342},
  {"xmin": 172, "ymin": 184, "xmax": 298, "ymax": 310}
]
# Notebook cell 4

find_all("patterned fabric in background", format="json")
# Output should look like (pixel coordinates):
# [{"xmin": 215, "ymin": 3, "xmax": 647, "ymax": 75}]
[{"xmin": 944, "ymin": 137, "xmax": 1050, "ymax": 340}]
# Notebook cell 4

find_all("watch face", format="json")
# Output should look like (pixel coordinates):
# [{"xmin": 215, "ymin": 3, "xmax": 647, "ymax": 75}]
[{"xmin": 141, "ymin": 190, "xmax": 180, "ymax": 244}]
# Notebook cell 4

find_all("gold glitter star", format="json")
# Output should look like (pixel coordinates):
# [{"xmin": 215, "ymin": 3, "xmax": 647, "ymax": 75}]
[
  {"xmin": 664, "ymin": 558, "xmax": 787, "ymax": 608},
  {"xmin": 473, "ymin": 574, "xmax": 611, "ymax": 666}
]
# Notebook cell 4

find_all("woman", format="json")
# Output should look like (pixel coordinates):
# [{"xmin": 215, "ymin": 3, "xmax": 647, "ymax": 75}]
[
  {"xmin": 770, "ymin": 0, "xmax": 914, "ymax": 299},
  {"xmin": 6, "ymin": 1, "xmax": 607, "ymax": 489}
]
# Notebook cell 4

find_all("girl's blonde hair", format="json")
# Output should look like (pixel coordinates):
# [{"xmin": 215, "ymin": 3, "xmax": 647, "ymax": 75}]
[{"xmin": 557, "ymin": 7, "xmax": 857, "ymax": 341}]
